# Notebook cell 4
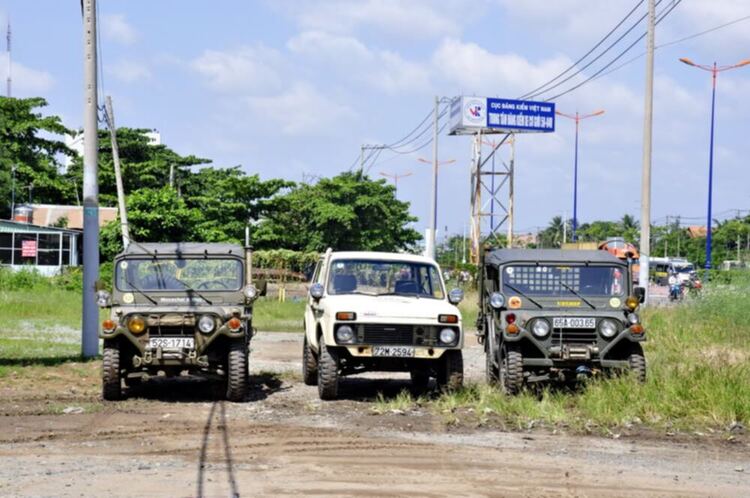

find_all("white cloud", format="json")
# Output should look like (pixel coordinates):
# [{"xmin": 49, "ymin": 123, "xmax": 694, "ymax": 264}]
[
  {"xmin": 277, "ymin": 0, "xmax": 470, "ymax": 38},
  {"xmin": 244, "ymin": 82, "xmax": 355, "ymax": 136},
  {"xmin": 107, "ymin": 59, "xmax": 151, "ymax": 83},
  {"xmin": 101, "ymin": 14, "xmax": 137, "ymax": 45},
  {"xmin": 287, "ymin": 31, "xmax": 430, "ymax": 93},
  {"xmin": 190, "ymin": 45, "xmax": 283, "ymax": 93},
  {"xmin": 0, "ymin": 55, "xmax": 54, "ymax": 95}
]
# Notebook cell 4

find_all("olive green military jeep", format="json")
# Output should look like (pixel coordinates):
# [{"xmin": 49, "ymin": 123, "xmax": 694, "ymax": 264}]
[
  {"xmin": 478, "ymin": 249, "xmax": 646, "ymax": 393},
  {"xmin": 96, "ymin": 242, "xmax": 261, "ymax": 401}
]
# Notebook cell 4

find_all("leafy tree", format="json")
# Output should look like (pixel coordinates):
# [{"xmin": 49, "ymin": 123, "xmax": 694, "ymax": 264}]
[
  {"xmin": 253, "ymin": 171, "xmax": 421, "ymax": 252},
  {"xmin": 0, "ymin": 97, "xmax": 74, "ymax": 217}
]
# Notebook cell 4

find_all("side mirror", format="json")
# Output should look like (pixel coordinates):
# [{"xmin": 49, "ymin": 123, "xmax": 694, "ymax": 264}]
[
  {"xmin": 309, "ymin": 282, "xmax": 324, "ymax": 301},
  {"xmin": 634, "ymin": 286, "xmax": 646, "ymax": 303},
  {"xmin": 448, "ymin": 288, "xmax": 464, "ymax": 305},
  {"xmin": 96, "ymin": 290, "xmax": 111, "ymax": 308}
]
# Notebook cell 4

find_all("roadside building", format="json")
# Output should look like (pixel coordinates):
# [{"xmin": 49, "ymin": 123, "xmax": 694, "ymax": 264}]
[{"xmin": 0, "ymin": 220, "xmax": 81, "ymax": 276}]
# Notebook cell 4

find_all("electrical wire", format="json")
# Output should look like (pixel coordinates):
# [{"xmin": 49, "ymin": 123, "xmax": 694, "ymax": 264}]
[
  {"xmin": 543, "ymin": 0, "xmax": 682, "ymax": 102},
  {"xmin": 518, "ymin": 0, "xmax": 646, "ymax": 100},
  {"xmin": 524, "ymin": 0, "xmax": 664, "ymax": 100}
]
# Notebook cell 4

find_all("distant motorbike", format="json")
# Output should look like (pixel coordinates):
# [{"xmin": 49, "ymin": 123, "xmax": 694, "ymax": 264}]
[{"xmin": 668, "ymin": 275, "xmax": 683, "ymax": 302}]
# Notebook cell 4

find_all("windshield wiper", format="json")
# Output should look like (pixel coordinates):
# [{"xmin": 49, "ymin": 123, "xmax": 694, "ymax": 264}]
[
  {"xmin": 123, "ymin": 276, "xmax": 157, "ymax": 305},
  {"xmin": 559, "ymin": 282, "xmax": 596, "ymax": 310},
  {"xmin": 502, "ymin": 283, "xmax": 543, "ymax": 309},
  {"xmin": 170, "ymin": 276, "xmax": 213, "ymax": 305},
  {"xmin": 339, "ymin": 290, "xmax": 377, "ymax": 296},
  {"xmin": 377, "ymin": 291, "xmax": 421, "ymax": 298}
]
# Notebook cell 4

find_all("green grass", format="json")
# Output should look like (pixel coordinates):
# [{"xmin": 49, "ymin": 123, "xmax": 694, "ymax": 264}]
[
  {"xmin": 252, "ymin": 297, "xmax": 306, "ymax": 332},
  {"xmin": 385, "ymin": 284, "xmax": 750, "ymax": 433}
]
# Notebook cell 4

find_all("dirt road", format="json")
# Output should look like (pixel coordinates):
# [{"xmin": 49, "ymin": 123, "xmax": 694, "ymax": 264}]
[{"xmin": 1, "ymin": 332, "xmax": 747, "ymax": 497}]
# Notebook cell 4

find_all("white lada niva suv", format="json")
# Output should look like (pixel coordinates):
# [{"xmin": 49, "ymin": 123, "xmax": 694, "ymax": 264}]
[{"xmin": 302, "ymin": 250, "xmax": 465, "ymax": 400}]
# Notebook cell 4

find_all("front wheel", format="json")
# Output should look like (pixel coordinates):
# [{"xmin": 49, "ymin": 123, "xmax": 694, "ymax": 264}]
[
  {"xmin": 628, "ymin": 343, "xmax": 647, "ymax": 383},
  {"xmin": 302, "ymin": 335, "xmax": 318, "ymax": 386},
  {"xmin": 102, "ymin": 340, "xmax": 123, "ymax": 401},
  {"xmin": 410, "ymin": 370, "xmax": 430, "ymax": 393},
  {"xmin": 437, "ymin": 350, "xmax": 463, "ymax": 391},
  {"xmin": 499, "ymin": 344, "xmax": 523, "ymax": 395},
  {"xmin": 317, "ymin": 342, "xmax": 339, "ymax": 400},
  {"xmin": 226, "ymin": 341, "xmax": 249, "ymax": 402}
]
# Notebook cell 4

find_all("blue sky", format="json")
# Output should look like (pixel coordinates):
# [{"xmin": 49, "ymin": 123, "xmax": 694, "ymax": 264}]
[{"xmin": 3, "ymin": 0, "xmax": 750, "ymax": 239}]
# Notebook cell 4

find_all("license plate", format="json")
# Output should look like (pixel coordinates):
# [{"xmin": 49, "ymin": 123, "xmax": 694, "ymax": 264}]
[
  {"xmin": 372, "ymin": 346, "xmax": 415, "ymax": 358},
  {"xmin": 148, "ymin": 337, "xmax": 195, "ymax": 350},
  {"xmin": 552, "ymin": 317, "xmax": 596, "ymax": 329}
]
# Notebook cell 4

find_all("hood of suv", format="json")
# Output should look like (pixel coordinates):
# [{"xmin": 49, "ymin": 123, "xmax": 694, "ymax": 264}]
[{"xmin": 323, "ymin": 294, "xmax": 459, "ymax": 321}]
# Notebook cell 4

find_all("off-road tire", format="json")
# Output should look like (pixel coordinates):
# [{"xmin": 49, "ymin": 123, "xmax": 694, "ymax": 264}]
[
  {"xmin": 437, "ymin": 350, "xmax": 464, "ymax": 391},
  {"xmin": 317, "ymin": 342, "xmax": 339, "ymax": 400},
  {"xmin": 410, "ymin": 370, "xmax": 430, "ymax": 392},
  {"xmin": 302, "ymin": 335, "xmax": 318, "ymax": 386},
  {"xmin": 102, "ymin": 340, "xmax": 123, "ymax": 401},
  {"xmin": 628, "ymin": 344, "xmax": 647, "ymax": 383},
  {"xmin": 500, "ymin": 344, "xmax": 523, "ymax": 395},
  {"xmin": 226, "ymin": 341, "xmax": 249, "ymax": 402}
]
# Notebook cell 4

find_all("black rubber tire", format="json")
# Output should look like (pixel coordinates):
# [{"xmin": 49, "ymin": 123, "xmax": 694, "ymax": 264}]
[
  {"xmin": 226, "ymin": 341, "xmax": 249, "ymax": 402},
  {"xmin": 410, "ymin": 370, "xmax": 430, "ymax": 392},
  {"xmin": 499, "ymin": 344, "xmax": 523, "ymax": 395},
  {"xmin": 317, "ymin": 342, "xmax": 339, "ymax": 400},
  {"xmin": 302, "ymin": 335, "xmax": 318, "ymax": 386},
  {"xmin": 102, "ymin": 340, "xmax": 123, "ymax": 401},
  {"xmin": 437, "ymin": 350, "xmax": 464, "ymax": 391},
  {"xmin": 628, "ymin": 343, "xmax": 647, "ymax": 383}
]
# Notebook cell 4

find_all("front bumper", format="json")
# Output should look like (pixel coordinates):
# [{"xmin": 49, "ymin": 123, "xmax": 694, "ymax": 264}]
[{"xmin": 342, "ymin": 345, "xmax": 451, "ymax": 359}]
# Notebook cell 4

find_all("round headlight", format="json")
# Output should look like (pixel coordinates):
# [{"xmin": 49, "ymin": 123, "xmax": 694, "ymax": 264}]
[
  {"xmin": 198, "ymin": 315, "xmax": 215, "ymax": 334},
  {"xmin": 439, "ymin": 327, "xmax": 457, "ymax": 345},
  {"xmin": 531, "ymin": 319, "xmax": 550, "ymax": 338},
  {"xmin": 489, "ymin": 292, "xmax": 505, "ymax": 309},
  {"xmin": 599, "ymin": 319, "xmax": 618, "ymax": 338},
  {"xmin": 244, "ymin": 284, "xmax": 258, "ymax": 300},
  {"xmin": 127, "ymin": 315, "xmax": 146, "ymax": 334},
  {"xmin": 335, "ymin": 325, "xmax": 354, "ymax": 343},
  {"xmin": 627, "ymin": 313, "xmax": 640, "ymax": 325},
  {"xmin": 96, "ymin": 290, "xmax": 111, "ymax": 308}
]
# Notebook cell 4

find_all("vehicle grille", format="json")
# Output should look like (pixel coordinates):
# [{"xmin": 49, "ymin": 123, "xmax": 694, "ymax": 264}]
[
  {"xmin": 146, "ymin": 314, "xmax": 196, "ymax": 336},
  {"xmin": 550, "ymin": 329, "xmax": 597, "ymax": 344},
  {"xmin": 361, "ymin": 324, "xmax": 422, "ymax": 345}
]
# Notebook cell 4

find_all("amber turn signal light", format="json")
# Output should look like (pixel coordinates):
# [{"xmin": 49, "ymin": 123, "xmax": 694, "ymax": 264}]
[
  {"xmin": 336, "ymin": 312, "xmax": 356, "ymax": 321},
  {"xmin": 438, "ymin": 314, "xmax": 458, "ymax": 324},
  {"xmin": 630, "ymin": 324, "xmax": 644, "ymax": 335},
  {"xmin": 101, "ymin": 319, "xmax": 116, "ymax": 332},
  {"xmin": 506, "ymin": 323, "xmax": 520, "ymax": 334},
  {"xmin": 227, "ymin": 317, "xmax": 242, "ymax": 331}
]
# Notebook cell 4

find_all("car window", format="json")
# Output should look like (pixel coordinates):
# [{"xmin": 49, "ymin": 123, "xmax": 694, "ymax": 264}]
[{"xmin": 327, "ymin": 259, "xmax": 445, "ymax": 299}]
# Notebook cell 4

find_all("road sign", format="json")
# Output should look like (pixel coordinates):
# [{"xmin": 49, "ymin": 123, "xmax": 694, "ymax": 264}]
[
  {"xmin": 449, "ymin": 96, "xmax": 555, "ymax": 135},
  {"xmin": 22, "ymin": 239, "xmax": 37, "ymax": 257}
]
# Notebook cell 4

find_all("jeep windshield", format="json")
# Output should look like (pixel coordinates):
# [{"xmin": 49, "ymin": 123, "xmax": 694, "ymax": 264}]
[
  {"xmin": 116, "ymin": 258, "xmax": 242, "ymax": 291},
  {"xmin": 327, "ymin": 259, "xmax": 444, "ymax": 299},
  {"xmin": 501, "ymin": 264, "xmax": 626, "ymax": 297}
]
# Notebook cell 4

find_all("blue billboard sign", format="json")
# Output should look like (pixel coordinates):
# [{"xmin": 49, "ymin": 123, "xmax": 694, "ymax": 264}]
[{"xmin": 486, "ymin": 98, "xmax": 555, "ymax": 132}]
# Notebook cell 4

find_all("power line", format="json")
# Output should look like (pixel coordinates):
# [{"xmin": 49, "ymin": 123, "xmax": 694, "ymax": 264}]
[
  {"xmin": 518, "ymin": 0, "xmax": 646, "ymax": 100},
  {"xmin": 543, "ymin": 0, "xmax": 682, "ymax": 102}
]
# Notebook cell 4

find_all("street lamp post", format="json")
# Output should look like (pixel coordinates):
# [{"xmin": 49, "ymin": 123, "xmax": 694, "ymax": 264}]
[
  {"xmin": 679, "ymin": 57, "xmax": 750, "ymax": 276},
  {"xmin": 379, "ymin": 170, "xmax": 412, "ymax": 199},
  {"xmin": 555, "ymin": 109, "xmax": 605, "ymax": 241},
  {"xmin": 417, "ymin": 156, "xmax": 455, "ymax": 251}
]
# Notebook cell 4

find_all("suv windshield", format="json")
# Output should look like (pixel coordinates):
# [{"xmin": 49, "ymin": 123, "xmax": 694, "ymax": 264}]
[
  {"xmin": 674, "ymin": 264, "xmax": 694, "ymax": 273},
  {"xmin": 327, "ymin": 259, "xmax": 444, "ymax": 299},
  {"xmin": 116, "ymin": 258, "xmax": 243, "ymax": 291},
  {"xmin": 502, "ymin": 264, "xmax": 625, "ymax": 297}
]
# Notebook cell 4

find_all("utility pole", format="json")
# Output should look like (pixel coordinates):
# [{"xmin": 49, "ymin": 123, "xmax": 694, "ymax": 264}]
[
  {"xmin": 104, "ymin": 96, "xmax": 130, "ymax": 248},
  {"xmin": 6, "ymin": 19, "xmax": 10, "ymax": 97},
  {"xmin": 359, "ymin": 145, "xmax": 364, "ymax": 173},
  {"xmin": 10, "ymin": 164, "xmax": 15, "ymax": 217},
  {"xmin": 81, "ymin": 0, "xmax": 99, "ymax": 358},
  {"xmin": 563, "ymin": 210, "xmax": 568, "ymax": 244},
  {"xmin": 638, "ymin": 0, "xmax": 655, "ymax": 300},
  {"xmin": 507, "ymin": 135, "xmax": 515, "ymax": 248},
  {"xmin": 427, "ymin": 96, "xmax": 439, "ymax": 260}
]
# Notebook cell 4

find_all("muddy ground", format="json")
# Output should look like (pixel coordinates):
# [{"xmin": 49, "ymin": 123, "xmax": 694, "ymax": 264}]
[{"xmin": 1, "ymin": 332, "xmax": 748, "ymax": 497}]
